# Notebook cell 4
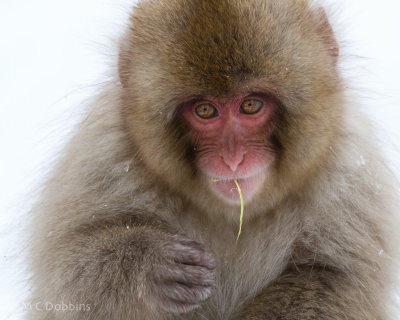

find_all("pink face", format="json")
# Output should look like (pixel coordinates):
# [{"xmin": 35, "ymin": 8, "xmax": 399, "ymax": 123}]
[{"xmin": 182, "ymin": 93, "xmax": 277, "ymax": 203}]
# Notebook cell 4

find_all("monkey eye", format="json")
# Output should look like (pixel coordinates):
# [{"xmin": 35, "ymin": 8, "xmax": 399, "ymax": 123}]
[
  {"xmin": 240, "ymin": 99, "xmax": 263, "ymax": 114},
  {"xmin": 195, "ymin": 103, "xmax": 218, "ymax": 119}
]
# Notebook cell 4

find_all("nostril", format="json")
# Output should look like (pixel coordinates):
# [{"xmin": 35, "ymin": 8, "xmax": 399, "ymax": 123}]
[{"xmin": 221, "ymin": 152, "xmax": 245, "ymax": 172}]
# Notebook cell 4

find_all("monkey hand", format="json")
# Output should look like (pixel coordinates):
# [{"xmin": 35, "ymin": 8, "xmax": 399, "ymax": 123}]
[{"xmin": 150, "ymin": 234, "xmax": 217, "ymax": 314}]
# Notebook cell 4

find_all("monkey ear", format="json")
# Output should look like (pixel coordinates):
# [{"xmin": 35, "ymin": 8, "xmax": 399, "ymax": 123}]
[
  {"xmin": 313, "ymin": 8, "xmax": 339, "ymax": 64},
  {"xmin": 118, "ymin": 35, "xmax": 132, "ymax": 88}
]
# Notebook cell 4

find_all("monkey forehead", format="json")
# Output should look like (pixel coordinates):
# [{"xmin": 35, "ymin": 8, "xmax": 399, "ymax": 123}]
[
  {"xmin": 130, "ymin": 0, "xmax": 329, "ymax": 97},
  {"xmin": 175, "ymin": 0, "xmax": 247, "ymax": 93}
]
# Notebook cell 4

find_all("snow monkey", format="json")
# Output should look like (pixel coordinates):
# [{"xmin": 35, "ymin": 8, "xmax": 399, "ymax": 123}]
[{"xmin": 28, "ymin": 0, "xmax": 399, "ymax": 319}]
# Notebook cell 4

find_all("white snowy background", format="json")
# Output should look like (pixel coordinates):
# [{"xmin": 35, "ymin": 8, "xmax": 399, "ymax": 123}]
[{"xmin": 0, "ymin": 0, "xmax": 399, "ymax": 319}]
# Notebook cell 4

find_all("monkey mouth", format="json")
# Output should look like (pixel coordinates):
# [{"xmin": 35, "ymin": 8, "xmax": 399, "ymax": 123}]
[{"xmin": 208, "ymin": 174, "xmax": 265, "ymax": 203}]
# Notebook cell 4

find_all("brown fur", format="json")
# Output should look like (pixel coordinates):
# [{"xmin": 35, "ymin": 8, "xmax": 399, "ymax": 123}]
[{"xmin": 28, "ymin": 0, "xmax": 399, "ymax": 319}]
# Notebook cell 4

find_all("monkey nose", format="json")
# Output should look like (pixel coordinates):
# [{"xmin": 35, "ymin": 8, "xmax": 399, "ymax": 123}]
[{"xmin": 221, "ymin": 152, "xmax": 245, "ymax": 172}]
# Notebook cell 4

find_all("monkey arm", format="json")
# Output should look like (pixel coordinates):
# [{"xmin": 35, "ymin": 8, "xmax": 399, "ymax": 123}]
[
  {"xmin": 234, "ymin": 262, "xmax": 390, "ymax": 320},
  {"xmin": 30, "ymin": 221, "xmax": 216, "ymax": 320},
  {"xmin": 234, "ymin": 206, "xmax": 392, "ymax": 320},
  {"xmin": 235, "ymin": 265, "xmax": 372, "ymax": 320},
  {"xmin": 31, "ymin": 224, "xmax": 165, "ymax": 319}
]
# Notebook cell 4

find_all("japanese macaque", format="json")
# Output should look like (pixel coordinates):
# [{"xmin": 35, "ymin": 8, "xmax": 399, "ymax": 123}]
[{"xmin": 28, "ymin": 0, "xmax": 399, "ymax": 319}]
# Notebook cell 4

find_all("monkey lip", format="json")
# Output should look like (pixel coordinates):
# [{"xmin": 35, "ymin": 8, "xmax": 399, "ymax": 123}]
[{"xmin": 208, "ymin": 174, "xmax": 265, "ymax": 203}]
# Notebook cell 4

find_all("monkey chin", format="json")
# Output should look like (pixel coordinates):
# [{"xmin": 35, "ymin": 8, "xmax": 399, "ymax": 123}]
[{"xmin": 208, "ymin": 173, "xmax": 266, "ymax": 204}]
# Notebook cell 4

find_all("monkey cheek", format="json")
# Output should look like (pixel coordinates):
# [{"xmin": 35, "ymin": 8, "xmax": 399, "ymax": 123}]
[{"xmin": 208, "ymin": 174, "xmax": 266, "ymax": 204}]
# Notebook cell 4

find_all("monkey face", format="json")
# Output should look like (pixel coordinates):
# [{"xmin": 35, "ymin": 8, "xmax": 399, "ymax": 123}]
[{"xmin": 182, "ymin": 93, "xmax": 278, "ymax": 203}]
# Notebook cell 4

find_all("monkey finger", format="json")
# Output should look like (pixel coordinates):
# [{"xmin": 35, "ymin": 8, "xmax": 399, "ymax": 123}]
[
  {"xmin": 154, "ymin": 261, "xmax": 216, "ymax": 285},
  {"xmin": 167, "ymin": 241, "xmax": 217, "ymax": 269},
  {"xmin": 169, "ymin": 235, "xmax": 206, "ymax": 249},
  {"xmin": 162, "ymin": 282, "xmax": 213, "ymax": 305},
  {"xmin": 163, "ymin": 263, "xmax": 217, "ymax": 286}
]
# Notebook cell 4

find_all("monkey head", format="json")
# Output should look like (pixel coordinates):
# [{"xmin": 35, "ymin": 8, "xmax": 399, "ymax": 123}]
[{"xmin": 119, "ymin": 0, "xmax": 342, "ymax": 213}]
